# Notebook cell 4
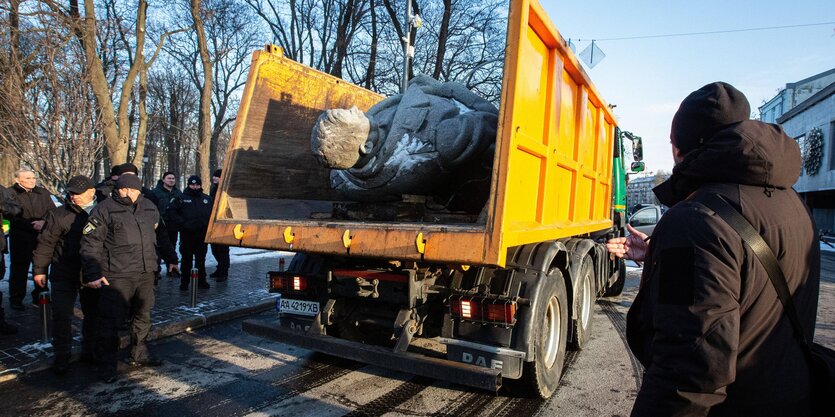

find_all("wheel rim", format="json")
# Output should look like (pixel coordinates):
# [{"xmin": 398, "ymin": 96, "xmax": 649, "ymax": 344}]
[
  {"xmin": 581, "ymin": 270, "xmax": 592, "ymax": 329},
  {"xmin": 543, "ymin": 295, "xmax": 561, "ymax": 369}
]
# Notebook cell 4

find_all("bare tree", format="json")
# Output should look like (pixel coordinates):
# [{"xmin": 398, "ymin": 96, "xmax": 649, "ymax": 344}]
[
  {"xmin": 146, "ymin": 68, "xmax": 199, "ymax": 184},
  {"xmin": 0, "ymin": 1, "xmax": 104, "ymax": 193},
  {"xmin": 191, "ymin": 0, "xmax": 213, "ymax": 181},
  {"xmin": 162, "ymin": 0, "xmax": 262, "ymax": 172}
]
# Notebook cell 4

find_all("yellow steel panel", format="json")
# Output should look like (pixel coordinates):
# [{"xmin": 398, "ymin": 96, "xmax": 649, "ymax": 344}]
[
  {"xmin": 505, "ymin": 146, "xmax": 544, "ymax": 225},
  {"xmin": 557, "ymin": 71, "xmax": 578, "ymax": 160}
]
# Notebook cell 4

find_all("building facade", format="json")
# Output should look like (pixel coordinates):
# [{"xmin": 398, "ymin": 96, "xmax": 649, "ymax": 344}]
[
  {"xmin": 626, "ymin": 175, "xmax": 662, "ymax": 213},
  {"xmin": 776, "ymin": 79, "xmax": 835, "ymax": 232},
  {"xmin": 759, "ymin": 68, "xmax": 835, "ymax": 124}
]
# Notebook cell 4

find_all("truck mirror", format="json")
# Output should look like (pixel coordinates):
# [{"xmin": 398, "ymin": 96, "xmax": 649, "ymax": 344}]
[
  {"xmin": 630, "ymin": 162, "xmax": 645, "ymax": 173},
  {"xmin": 632, "ymin": 137, "xmax": 643, "ymax": 161}
]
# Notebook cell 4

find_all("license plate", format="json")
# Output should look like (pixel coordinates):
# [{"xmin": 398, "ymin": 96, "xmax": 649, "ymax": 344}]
[{"xmin": 276, "ymin": 296, "xmax": 319, "ymax": 317}]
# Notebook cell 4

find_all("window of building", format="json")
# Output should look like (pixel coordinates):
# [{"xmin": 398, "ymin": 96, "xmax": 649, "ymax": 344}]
[{"xmin": 796, "ymin": 134, "xmax": 806, "ymax": 175}]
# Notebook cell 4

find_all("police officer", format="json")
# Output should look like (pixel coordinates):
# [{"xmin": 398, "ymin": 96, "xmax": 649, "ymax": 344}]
[
  {"xmin": 169, "ymin": 175, "xmax": 212, "ymax": 291},
  {"xmin": 80, "ymin": 174, "xmax": 163, "ymax": 382},
  {"xmin": 8, "ymin": 169, "xmax": 54, "ymax": 310},
  {"xmin": 94, "ymin": 165, "xmax": 120, "ymax": 203},
  {"xmin": 0, "ymin": 185, "xmax": 20, "ymax": 334},
  {"xmin": 32, "ymin": 176, "xmax": 99, "ymax": 374},
  {"xmin": 208, "ymin": 169, "xmax": 229, "ymax": 281}
]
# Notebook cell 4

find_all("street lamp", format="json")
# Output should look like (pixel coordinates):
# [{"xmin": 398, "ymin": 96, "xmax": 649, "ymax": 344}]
[{"xmin": 142, "ymin": 155, "xmax": 150, "ymax": 186}]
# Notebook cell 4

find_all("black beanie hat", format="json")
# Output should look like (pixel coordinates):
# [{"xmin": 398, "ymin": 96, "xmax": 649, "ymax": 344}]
[
  {"xmin": 188, "ymin": 175, "xmax": 202, "ymax": 185},
  {"xmin": 671, "ymin": 82, "xmax": 750, "ymax": 155},
  {"xmin": 109, "ymin": 165, "xmax": 120, "ymax": 177},
  {"xmin": 212, "ymin": 169, "xmax": 222, "ymax": 178},
  {"xmin": 115, "ymin": 174, "xmax": 142, "ymax": 190},
  {"xmin": 116, "ymin": 163, "xmax": 140, "ymax": 176}
]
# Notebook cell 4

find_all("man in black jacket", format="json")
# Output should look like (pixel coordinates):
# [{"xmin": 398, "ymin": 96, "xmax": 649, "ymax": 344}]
[
  {"xmin": 169, "ymin": 175, "xmax": 213, "ymax": 291},
  {"xmin": 33, "ymin": 176, "xmax": 99, "ymax": 374},
  {"xmin": 0, "ymin": 185, "xmax": 20, "ymax": 334},
  {"xmin": 8, "ymin": 169, "xmax": 54, "ymax": 310},
  {"xmin": 607, "ymin": 82, "xmax": 819, "ymax": 416},
  {"xmin": 94, "ymin": 165, "xmax": 120, "ymax": 203},
  {"xmin": 208, "ymin": 169, "xmax": 229, "ymax": 281},
  {"xmin": 81, "ymin": 175, "xmax": 165, "ymax": 382}
]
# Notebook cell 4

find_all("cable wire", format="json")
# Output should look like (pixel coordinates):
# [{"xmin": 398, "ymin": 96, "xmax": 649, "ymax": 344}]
[{"xmin": 577, "ymin": 21, "xmax": 835, "ymax": 42}]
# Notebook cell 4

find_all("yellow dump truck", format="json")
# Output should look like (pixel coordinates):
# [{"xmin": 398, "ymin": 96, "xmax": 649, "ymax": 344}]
[{"xmin": 208, "ymin": 0, "xmax": 643, "ymax": 398}]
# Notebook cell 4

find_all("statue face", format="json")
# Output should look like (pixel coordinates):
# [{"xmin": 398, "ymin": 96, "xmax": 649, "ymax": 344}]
[{"xmin": 311, "ymin": 107, "xmax": 371, "ymax": 170}]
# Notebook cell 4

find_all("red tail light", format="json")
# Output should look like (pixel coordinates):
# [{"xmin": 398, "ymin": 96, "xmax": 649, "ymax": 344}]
[
  {"xmin": 450, "ymin": 297, "xmax": 516, "ymax": 326},
  {"xmin": 485, "ymin": 302, "xmax": 516, "ymax": 323},
  {"xmin": 292, "ymin": 275, "xmax": 307, "ymax": 291},
  {"xmin": 269, "ymin": 274, "xmax": 308, "ymax": 293}
]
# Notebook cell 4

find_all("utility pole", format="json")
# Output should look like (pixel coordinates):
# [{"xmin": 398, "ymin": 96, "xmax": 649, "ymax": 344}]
[{"xmin": 400, "ymin": 0, "xmax": 421, "ymax": 93}]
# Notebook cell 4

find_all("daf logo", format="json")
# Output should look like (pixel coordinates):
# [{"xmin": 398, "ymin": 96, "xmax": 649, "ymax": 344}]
[{"xmin": 461, "ymin": 352, "xmax": 503, "ymax": 370}]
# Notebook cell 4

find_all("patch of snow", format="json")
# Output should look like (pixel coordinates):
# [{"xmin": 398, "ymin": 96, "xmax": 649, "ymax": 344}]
[
  {"xmin": 385, "ymin": 133, "xmax": 434, "ymax": 177},
  {"xmin": 18, "ymin": 341, "xmax": 53, "ymax": 353},
  {"xmin": 822, "ymin": 241, "xmax": 835, "ymax": 253},
  {"xmin": 452, "ymin": 99, "xmax": 473, "ymax": 114}
]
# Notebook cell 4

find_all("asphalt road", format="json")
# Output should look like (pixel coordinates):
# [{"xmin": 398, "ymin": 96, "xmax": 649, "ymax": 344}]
[{"xmin": 0, "ymin": 254, "xmax": 832, "ymax": 417}]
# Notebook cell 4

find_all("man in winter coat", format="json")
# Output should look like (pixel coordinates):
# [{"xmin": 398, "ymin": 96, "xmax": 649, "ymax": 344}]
[
  {"xmin": 607, "ymin": 82, "xmax": 819, "ymax": 416},
  {"xmin": 33, "ymin": 176, "xmax": 99, "ymax": 374},
  {"xmin": 152, "ymin": 171, "xmax": 182, "ymax": 244},
  {"xmin": 208, "ymin": 169, "xmax": 229, "ymax": 281},
  {"xmin": 168, "ymin": 175, "xmax": 212, "ymax": 290},
  {"xmin": 81, "ymin": 175, "xmax": 166, "ymax": 382},
  {"xmin": 8, "ymin": 169, "xmax": 54, "ymax": 310},
  {"xmin": 93, "ymin": 165, "xmax": 120, "ymax": 203},
  {"xmin": 0, "ymin": 185, "xmax": 20, "ymax": 333}
]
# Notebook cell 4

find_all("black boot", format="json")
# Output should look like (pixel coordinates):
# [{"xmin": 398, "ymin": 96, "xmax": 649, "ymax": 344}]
[{"xmin": 197, "ymin": 280, "xmax": 210, "ymax": 290}]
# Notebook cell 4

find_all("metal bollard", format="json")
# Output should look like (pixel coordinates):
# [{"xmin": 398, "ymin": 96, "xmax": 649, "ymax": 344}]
[
  {"xmin": 190, "ymin": 268, "xmax": 198, "ymax": 308},
  {"xmin": 279, "ymin": 258, "xmax": 285, "ymax": 272},
  {"xmin": 38, "ymin": 292, "xmax": 51, "ymax": 343}
]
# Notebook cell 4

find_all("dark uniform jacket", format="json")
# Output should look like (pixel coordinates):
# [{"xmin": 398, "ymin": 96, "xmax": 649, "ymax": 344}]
[
  {"xmin": 0, "ymin": 186, "xmax": 21, "ymax": 252},
  {"xmin": 151, "ymin": 183, "xmax": 181, "ymax": 215},
  {"xmin": 627, "ymin": 120, "xmax": 819, "ymax": 416},
  {"xmin": 32, "ymin": 203, "xmax": 91, "ymax": 282},
  {"xmin": 168, "ymin": 188, "xmax": 212, "ymax": 234},
  {"xmin": 8, "ymin": 184, "xmax": 53, "ymax": 243},
  {"xmin": 94, "ymin": 178, "xmax": 115, "ymax": 203},
  {"xmin": 80, "ymin": 195, "xmax": 161, "ymax": 282}
]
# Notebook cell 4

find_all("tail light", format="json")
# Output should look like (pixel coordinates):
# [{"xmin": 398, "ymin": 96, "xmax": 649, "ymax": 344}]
[
  {"xmin": 268, "ymin": 273, "xmax": 308, "ymax": 293},
  {"xmin": 450, "ymin": 296, "xmax": 517, "ymax": 326}
]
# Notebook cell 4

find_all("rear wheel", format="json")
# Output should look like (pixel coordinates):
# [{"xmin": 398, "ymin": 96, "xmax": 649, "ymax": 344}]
[
  {"xmin": 603, "ymin": 258, "xmax": 626, "ymax": 297},
  {"xmin": 506, "ymin": 268, "xmax": 568, "ymax": 399},
  {"xmin": 570, "ymin": 256, "xmax": 594, "ymax": 350}
]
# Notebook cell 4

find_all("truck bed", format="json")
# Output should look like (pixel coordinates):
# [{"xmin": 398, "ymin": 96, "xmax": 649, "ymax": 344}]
[{"xmin": 207, "ymin": 0, "xmax": 618, "ymax": 267}]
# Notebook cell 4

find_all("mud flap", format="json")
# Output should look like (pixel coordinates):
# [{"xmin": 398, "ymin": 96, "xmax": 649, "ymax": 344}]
[{"xmin": 446, "ymin": 344, "xmax": 523, "ymax": 379}]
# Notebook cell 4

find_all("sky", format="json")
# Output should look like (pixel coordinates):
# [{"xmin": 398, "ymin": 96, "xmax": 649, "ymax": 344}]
[{"xmin": 540, "ymin": 0, "xmax": 835, "ymax": 173}]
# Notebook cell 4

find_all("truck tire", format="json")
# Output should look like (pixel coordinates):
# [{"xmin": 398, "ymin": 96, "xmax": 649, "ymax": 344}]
[
  {"xmin": 570, "ymin": 256, "xmax": 594, "ymax": 350},
  {"xmin": 506, "ymin": 268, "xmax": 568, "ymax": 399},
  {"xmin": 603, "ymin": 258, "xmax": 626, "ymax": 297}
]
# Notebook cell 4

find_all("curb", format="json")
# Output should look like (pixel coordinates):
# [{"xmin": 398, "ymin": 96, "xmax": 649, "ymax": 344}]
[{"xmin": 7, "ymin": 298, "xmax": 276, "ymax": 379}]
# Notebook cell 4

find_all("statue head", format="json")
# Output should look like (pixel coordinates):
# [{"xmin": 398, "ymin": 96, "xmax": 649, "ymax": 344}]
[{"xmin": 311, "ymin": 107, "xmax": 372, "ymax": 169}]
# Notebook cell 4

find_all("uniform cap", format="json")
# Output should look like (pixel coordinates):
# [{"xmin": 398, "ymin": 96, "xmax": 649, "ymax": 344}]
[
  {"xmin": 671, "ymin": 81, "xmax": 750, "ymax": 155},
  {"xmin": 188, "ymin": 175, "xmax": 202, "ymax": 185},
  {"xmin": 65, "ymin": 175, "xmax": 95, "ymax": 194},
  {"xmin": 115, "ymin": 174, "xmax": 143, "ymax": 190}
]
